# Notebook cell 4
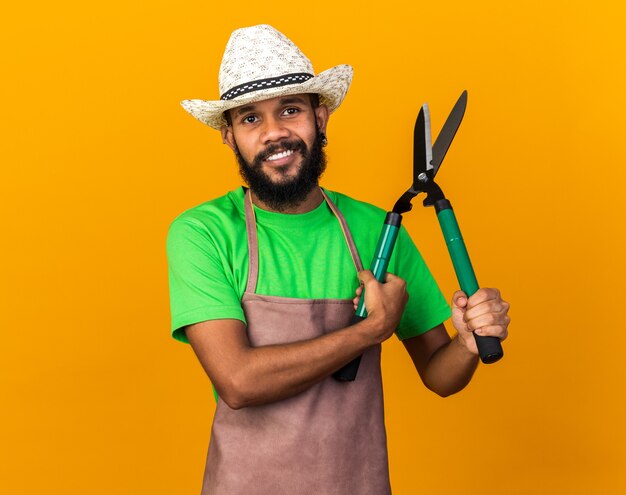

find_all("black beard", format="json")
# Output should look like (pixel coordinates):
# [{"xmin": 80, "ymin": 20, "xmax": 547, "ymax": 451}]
[{"xmin": 235, "ymin": 132, "xmax": 327, "ymax": 212}]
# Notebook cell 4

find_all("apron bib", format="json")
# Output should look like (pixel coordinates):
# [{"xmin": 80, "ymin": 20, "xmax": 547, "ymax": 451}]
[{"xmin": 201, "ymin": 189, "xmax": 391, "ymax": 494}]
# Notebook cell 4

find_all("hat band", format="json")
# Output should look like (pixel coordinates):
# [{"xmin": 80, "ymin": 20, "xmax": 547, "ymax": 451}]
[{"xmin": 220, "ymin": 72, "xmax": 314, "ymax": 101}]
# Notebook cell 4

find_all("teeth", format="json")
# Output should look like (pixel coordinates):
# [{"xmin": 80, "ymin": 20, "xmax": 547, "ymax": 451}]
[{"xmin": 267, "ymin": 150, "xmax": 294, "ymax": 161}]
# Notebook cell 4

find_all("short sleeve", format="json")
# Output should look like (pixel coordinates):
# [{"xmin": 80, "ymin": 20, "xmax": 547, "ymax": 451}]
[
  {"xmin": 392, "ymin": 227, "xmax": 451, "ymax": 340},
  {"xmin": 166, "ymin": 217, "xmax": 246, "ymax": 343}
]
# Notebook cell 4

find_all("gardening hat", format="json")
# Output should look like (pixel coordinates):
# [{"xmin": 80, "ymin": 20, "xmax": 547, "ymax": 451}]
[{"xmin": 181, "ymin": 24, "xmax": 353, "ymax": 130}]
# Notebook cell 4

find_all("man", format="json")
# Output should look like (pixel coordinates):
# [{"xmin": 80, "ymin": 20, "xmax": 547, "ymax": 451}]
[{"xmin": 167, "ymin": 24, "xmax": 510, "ymax": 494}]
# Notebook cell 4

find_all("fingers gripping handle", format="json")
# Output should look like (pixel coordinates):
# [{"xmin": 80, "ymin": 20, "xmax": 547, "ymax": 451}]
[
  {"xmin": 435, "ymin": 200, "xmax": 504, "ymax": 364},
  {"xmin": 333, "ymin": 213, "xmax": 402, "ymax": 382}
]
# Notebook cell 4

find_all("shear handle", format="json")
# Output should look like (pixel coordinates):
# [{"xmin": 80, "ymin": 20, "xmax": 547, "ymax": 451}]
[{"xmin": 435, "ymin": 199, "xmax": 504, "ymax": 364}]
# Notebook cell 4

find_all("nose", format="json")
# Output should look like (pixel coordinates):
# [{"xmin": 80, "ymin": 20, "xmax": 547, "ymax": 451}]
[{"xmin": 260, "ymin": 115, "xmax": 290, "ymax": 143}]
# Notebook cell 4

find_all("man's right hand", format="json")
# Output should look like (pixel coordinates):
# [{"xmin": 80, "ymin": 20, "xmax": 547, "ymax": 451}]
[{"xmin": 352, "ymin": 270, "xmax": 409, "ymax": 345}]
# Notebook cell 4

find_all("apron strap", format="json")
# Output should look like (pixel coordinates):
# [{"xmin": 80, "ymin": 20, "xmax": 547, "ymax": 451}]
[
  {"xmin": 319, "ymin": 189, "xmax": 364, "ymax": 273},
  {"xmin": 244, "ymin": 189, "xmax": 260, "ymax": 294},
  {"xmin": 243, "ymin": 188, "xmax": 364, "ymax": 294}
]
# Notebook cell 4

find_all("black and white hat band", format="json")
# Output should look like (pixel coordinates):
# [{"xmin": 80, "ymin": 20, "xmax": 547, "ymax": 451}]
[{"xmin": 220, "ymin": 73, "xmax": 314, "ymax": 101}]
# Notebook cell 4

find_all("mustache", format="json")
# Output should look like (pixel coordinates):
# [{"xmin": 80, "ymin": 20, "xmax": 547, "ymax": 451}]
[{"xmin": 255, "ymin": 139, "xmax": 307, "ymax": 163}]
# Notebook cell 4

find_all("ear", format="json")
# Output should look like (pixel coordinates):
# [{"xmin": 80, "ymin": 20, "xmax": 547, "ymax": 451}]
[
  {"xmin": 314, "ymin": 104, "xmax": 330, "ymax": 134},
  {"xmin": 221, "ymin": 125, "xmax": 236, "ymax": 151}
]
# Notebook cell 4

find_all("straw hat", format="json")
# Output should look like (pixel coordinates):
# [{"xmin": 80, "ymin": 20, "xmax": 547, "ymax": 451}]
[{"xmin": 181, "ymin": 24, "xmax": 353, "ymax": 130}]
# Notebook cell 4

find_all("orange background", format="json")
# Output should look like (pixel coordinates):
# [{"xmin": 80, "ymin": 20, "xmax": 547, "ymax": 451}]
[{"xmin": 2, "ymin": 1, "xmax": 625, "ymax": 493}]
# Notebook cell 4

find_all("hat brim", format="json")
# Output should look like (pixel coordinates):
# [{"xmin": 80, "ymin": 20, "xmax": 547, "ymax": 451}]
[{"xmin": 180, "ymin": 64, "xmax": 353, "ymax": 130}]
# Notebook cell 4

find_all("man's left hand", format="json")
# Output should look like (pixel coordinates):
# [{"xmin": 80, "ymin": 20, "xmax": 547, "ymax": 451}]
[{"xmin": 451, "ymin": 288, "xmax": 510, "ymax": 355}]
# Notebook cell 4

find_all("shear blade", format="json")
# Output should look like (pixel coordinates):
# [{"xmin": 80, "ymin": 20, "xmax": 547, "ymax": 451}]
[
  {"xmin": 431, "ymin": 90, "xmax": 467, "ymax": 178},
  {"xmin": 412, "ymin": 103, "xmax": 433, "ymax": 189},
  {"xmin": 424, "ymin": 104, "xmax": 433, "ymax": 172}
]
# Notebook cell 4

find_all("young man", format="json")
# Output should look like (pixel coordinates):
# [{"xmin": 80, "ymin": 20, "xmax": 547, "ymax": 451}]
[{"xmin": 168, "ymin": 24, "xmax": 510, "ymax": 494}]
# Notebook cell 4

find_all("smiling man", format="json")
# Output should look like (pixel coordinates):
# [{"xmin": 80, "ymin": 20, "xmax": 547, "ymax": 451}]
[
  {"xmin": 167, "ymin": 25, "xmax": 510, "ymax": 495},
  {"xmin": 226, "ymin": 94, "xmax": 328, "ymax": 213}
]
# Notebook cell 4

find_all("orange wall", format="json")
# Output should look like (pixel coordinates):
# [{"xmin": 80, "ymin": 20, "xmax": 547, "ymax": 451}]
[{"xmin": 2, "ymin": 1, "xmax": 625, "ymax": 493}]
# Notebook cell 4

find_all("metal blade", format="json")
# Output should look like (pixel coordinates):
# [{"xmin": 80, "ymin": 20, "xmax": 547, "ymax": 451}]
[
  {"xmin": 425, "ymin": 104, "xmax": 433, "ymax": 171},
  {"xmin": 413, "ymin": 104, "xmax": 433, "ymax": 185},
  {"xmin": 431, "ymin": 90, "xmax": 468, "ymax": 177}
]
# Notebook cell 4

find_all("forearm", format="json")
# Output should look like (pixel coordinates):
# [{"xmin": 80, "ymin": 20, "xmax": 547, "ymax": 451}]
[
  {"xmin": 210, "ymin": 319, "xmax": 379, "ymax": 409},
  {"xmin": 404, "ymin": 288, "xmax": 509, "ymax": 397},
  {"xmin": 188, "ymin": 270, "xmax": 408, "ymax": 409},
  {"xmin": 421, "ymin": 334, "xmax": 479, "ymax": 397},
  {"xmin": 185, "ymin": 317, "xmax": 386, "ymax": 409}
]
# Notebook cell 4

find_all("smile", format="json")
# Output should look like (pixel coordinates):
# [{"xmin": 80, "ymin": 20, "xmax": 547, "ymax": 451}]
[{"xmin": 266, "ymin": 149, "xmax": 295, "ymax": 161}]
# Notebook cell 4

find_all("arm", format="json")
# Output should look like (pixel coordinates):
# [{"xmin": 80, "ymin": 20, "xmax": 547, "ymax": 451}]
[
  {"xmin": 403, "ymin": 288, "xmax": 510, "ymax": 397},
  {"xmin": 403, "ymin": 324, "xmax": 478, "ymax": 397},
  {"xmin": 187, "ymin": 271, "xmax": 408, "ymax": 410}
]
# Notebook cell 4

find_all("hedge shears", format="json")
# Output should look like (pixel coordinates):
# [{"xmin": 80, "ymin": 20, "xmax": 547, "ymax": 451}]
[{"xmin": 334, "ymin": 90, "xmax": 504, "ymax": 382}]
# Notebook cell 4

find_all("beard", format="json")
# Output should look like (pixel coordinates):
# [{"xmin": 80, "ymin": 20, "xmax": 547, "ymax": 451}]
[{"xmin": 234, "ymin": 131, "xmax": 327, "ymax": 212}]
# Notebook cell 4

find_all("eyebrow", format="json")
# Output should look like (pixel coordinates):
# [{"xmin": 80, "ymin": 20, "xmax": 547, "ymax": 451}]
[
  {"xmin": 233, "ymin": 104, "xmax": 256, "ymax": 117},
  {"xmin": 279, "ymin": 96, "xmax": 308, "ymax": 106},
  {"xmin": 233, "ymin": 96, "xmax": 309, "ymax": 117}
]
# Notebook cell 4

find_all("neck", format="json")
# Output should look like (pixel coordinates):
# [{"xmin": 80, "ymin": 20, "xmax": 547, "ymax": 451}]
[{"xmin": 250, "ymin": 186, "xmax": 324, "ymax": 214}]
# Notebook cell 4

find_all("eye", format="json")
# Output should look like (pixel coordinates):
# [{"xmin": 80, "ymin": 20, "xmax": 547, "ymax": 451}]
[
  {"xmin": 241, "ymin": 114, "xmax": 258, "ymax": 124},
  {"xmin": 282, "ymin": 107, "xmax": 300, "ymax": 116}
]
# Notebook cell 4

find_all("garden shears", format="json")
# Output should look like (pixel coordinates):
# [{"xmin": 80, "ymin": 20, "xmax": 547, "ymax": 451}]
[{"xmin": 334, "ymin": 90, "xmax": 504, "ymax": 382}]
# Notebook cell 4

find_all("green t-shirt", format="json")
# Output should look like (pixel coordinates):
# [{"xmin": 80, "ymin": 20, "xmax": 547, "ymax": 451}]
[{"xmin": 167, "ymin": 187, "xmax": 451, "ymax": 343}]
